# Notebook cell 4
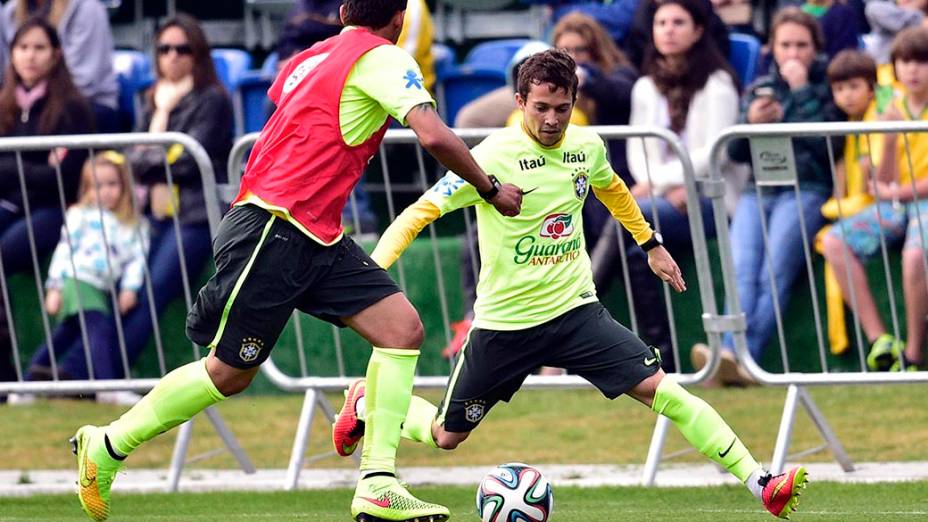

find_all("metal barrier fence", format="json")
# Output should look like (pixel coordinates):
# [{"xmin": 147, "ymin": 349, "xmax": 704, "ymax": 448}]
[
  {"xmin": 0, "ymin": 132, "xmax": 253, "ymax": 490},
  {"xmin": 707, "ymin": 121, "xmax": 928, "ymax": 475},
  {"xmin": 229, "ymin": 125, "xmax": 727, "ymax": 488}
]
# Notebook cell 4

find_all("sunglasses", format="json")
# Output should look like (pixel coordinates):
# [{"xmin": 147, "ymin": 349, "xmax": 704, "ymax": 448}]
[{"xmin": 157, "ymin": 43, "xmax": 193, "ymax": 56}]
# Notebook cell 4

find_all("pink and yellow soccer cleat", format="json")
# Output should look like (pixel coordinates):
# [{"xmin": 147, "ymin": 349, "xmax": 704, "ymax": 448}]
[
  {"xmin": 332, "ymin": 378, "xmax": 366, "ymax": 457},
  {"xmin": 760, "ymin": 466, "xmax": 808, "ymax": 519}
]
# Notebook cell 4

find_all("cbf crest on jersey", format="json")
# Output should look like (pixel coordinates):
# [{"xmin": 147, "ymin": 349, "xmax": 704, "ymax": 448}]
[
  {"xmin": 240, "ymin": 337, "xmax": 265, "ymax": 363},
  {"xmin": 572, "ymin": 168, "xmax": 589, "ymax": 200}
]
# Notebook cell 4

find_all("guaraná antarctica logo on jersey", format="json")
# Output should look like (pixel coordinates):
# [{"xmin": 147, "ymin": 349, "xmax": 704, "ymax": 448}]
[
  {"xmin": 572, "ymin": 167, "xmax": 590, "ymax": 200},
  {"xmin": 513, "ymin": 213, "xmax": 583, "ymax": 266},
  {"xmin": 282, "ymin": 52, "xmax": 330, "ymax": 94},
  {"xmin": 239, "ymin": 337, "xmax": 265, "ymax": 363}
]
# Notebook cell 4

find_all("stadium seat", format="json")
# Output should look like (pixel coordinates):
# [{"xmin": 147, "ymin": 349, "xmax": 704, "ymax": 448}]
[
  {"xmin": 432, "ymin": 43, "xmax": 457, "ymax": 81},
  {"xmin": 439, "ymin": 66, "xmax": 507, "ymax": 125},
  {"xmin": 112, "ymin": 49, "xmax": 153, "ymax": 131},
  {"xmin": 728, "ymin": 32, "xmax": 761, "ymax": 86},
  {"xmin": 464, "ymin": 38, "xmax": 530, "ymax": 75},
  {"xmin": 237, "ymin": 53, "xmax": 280, "ymax": 135},
  {"xmin": 211, "ymin": 48, "xmax": 253, "ymax": 93}
]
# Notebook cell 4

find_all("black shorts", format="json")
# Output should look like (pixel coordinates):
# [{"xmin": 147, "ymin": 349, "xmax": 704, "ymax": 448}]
[
  {"xmin": 186, "ymin": 204, "xmax": 401, "ymax": 369},
  {"xmin": 437, "ymin": 302, "xmax": 660, "ymax": 433}
]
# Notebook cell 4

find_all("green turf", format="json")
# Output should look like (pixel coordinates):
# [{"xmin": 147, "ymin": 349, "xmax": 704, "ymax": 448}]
[{"xmin": 2, "ymin": 481, "xmax": 927, "ymax": 521}]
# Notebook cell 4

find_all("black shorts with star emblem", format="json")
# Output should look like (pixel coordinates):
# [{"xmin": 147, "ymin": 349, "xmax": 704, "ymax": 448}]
[
  {"xmin": 186, "ymin": 204, "xmax": 401, "ymax": 369},
  {"xmin": 436, "ymin": 302, "xmax": 659, "ymax": 432}
]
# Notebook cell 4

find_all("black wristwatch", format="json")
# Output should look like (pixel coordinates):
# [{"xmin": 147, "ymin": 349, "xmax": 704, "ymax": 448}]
[
  {"xmin": 641, "ymin": 231, "xmax": 664, "ymax": 252},
  {"xmin": 478, "ymin": 175, "xmax": 502, "ymax": 201}
]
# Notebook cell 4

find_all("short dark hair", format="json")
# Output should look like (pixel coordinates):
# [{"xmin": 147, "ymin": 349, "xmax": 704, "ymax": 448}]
[
  {"xmin": 342, "ymin": 0, "xmax": 406, "ymax": 29},
  {"xmin": 516, "ymin": 49, "xmax": 578, "ymax": 102},
  {"xmin": 827, "ymin": 50, "xmax": 877, "ymax": 88},
  {"xmin": 891, "ymin": 26, "xmax": 928, "ymax": 65}
]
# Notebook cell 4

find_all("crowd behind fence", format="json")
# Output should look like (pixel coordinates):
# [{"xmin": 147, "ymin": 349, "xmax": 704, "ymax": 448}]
[{"xmin": 1, "ymin": 122, "xmax": 927, "ymax": 488}]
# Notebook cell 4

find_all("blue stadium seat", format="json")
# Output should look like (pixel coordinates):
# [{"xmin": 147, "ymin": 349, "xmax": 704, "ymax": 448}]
[
  {"xmin": 440, "ymin": 66, "xmax": 507, "ymax": 125},
  {"xmin": 237, "ymin": 53, "xmax": 280, "ymax": 135},
  {"xmin": 211, "ymin": 48, "xmax": 253, "ymax": 93},
  {"xmin": 464, "ymin": 38, "xmax": 530, "ymax": 75},
  {"xmin": 432, "ymin": 43, "xmax": 456, "ymax": 81},
  {"xmin": 728, "ymin": 32, "xmax": 761, "ymax": 86},
  {"xmin": 112, "ymin": 49, "xmax": 153, "ymax": 131}
]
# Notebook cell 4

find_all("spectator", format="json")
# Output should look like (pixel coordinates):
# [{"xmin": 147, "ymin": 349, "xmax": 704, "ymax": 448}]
[
  {"xmin": 118, "ymin": 14, "xmax": 233, "ymax": 377},
  {"xmin": 801, "ymin": 0, "xmax": 861, "ymax": 59},
  {"xmin": 817, "ymin": 49, "xmax": 879, "ymax": 356},
  {"xmin": 698, "ymin": 7, "xmax": 839, "ymax": 385},
  {"xmin": 822, "ymin": 27, "xmax": 928, "ymax": 372},
  {"xmin": 276, "ymin": 0, "xmax": 342, "ymax": 69},
  {"xmin": 865, "ymin": 0, "xmax": 928, "ymax": 64},
  {"xmin": 1, "ymin": 0, "xmax": 119, "ymax": 132},
  {"xmin": 13, "ymin": 152, "xmax": 148, "ymax": 405},
  {"xmin": 596, "ymin": 0, "xmax": 739, "ymax": 371},
  {"xmin": 553, "ymin": 12, "xmax": 639, "ymax": 178},
  {"xmin": 0, "ymin": 17, "xmax": 92, "ymax": 388},
  {"xmin": 626, "ymin": 0, "xmax": 730, "ymax": 70}
]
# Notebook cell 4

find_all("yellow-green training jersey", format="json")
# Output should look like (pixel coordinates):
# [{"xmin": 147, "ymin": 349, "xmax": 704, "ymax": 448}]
[{"xmin": 422, "ymin": 124, "xmax": 617, "ymax": 330}]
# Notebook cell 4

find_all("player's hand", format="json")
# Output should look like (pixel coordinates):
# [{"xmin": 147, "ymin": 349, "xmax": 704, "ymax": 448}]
[
  {"xmin": 118, "ymin": 290, "xmax": 139, "ymax": 314},
  {"xmin": 490, "ymin": 183, "xmax": 523, "ymax": 217},
  {"xmin": 45, "ymin": 289, "xmax": 62, "ymax": 315},
  {"xmin": 647, "ymin": 246, "xmax": 686, "ymax": 293}
]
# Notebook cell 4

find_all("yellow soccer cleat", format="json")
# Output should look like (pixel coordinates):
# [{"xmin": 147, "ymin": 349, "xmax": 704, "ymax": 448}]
[{"xmin": 71, "ymin": 425, "xmax": 123, "ymax": 521}]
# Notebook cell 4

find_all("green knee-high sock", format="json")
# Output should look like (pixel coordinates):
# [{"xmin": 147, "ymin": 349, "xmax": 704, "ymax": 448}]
[
  {"xmin": 360, "ymin": 347, "xmax": 419, "ymax": 474},
  {"xmin": 651, "ymin": 377, "xmax": 761, "ymax": 482},
  {"xmin": 401, "ymin": 395, "xmax": 439, "ymax": 448},
  {"xmin": 105, "ymin": 358, "xmax": 226, "ymax": 457}
]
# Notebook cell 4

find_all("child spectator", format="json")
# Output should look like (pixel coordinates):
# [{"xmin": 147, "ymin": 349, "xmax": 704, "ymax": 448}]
[
  {"xmin": 12, "ymin": 152, "xmax": 148, "ymax": 404},
  {"xmin": 822, "ymin": 26, "xmax": 928, "ymax": 372},
  {"xmin": 818, "ymin": 49, "xmax": 880, "ymax": 356},
  {"xmin": 866, "ymin": 0, "xmax": 928, "ymax": 64},
  {"xmin": 802, "ymin": 0, "xmax": 861, "ymax": 59}
]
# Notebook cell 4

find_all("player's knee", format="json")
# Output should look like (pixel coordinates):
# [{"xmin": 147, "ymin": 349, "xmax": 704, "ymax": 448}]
[
  {"xmin": 434, "ymin": 430, "xmax": 469, "ymax": 450},
  {"xmin": 388, "ymin": 316, "xmax": 424, "ymax": 349},
  {"xmin": 206, "ymin": 356, "xmax": 258, "ymax": 397}
]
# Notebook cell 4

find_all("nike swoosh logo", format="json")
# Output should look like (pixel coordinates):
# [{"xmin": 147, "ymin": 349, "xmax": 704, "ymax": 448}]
[
  {"xmin": 79, "ymin": 449, "xmax": 96, "ymax": 488},
  {"xmin": 719, "ymin": 438, "xmax": 736, "ymax": 458},
  {"xmin": 644, "ymin": 357, "xmax": 657, "ymax": 366},
  {"xmin": 359, "ymin": 496, "xmax": 391, "ymax": 508},
  {"xmin": 521, "ymin": 187, "xmax": 538, "ymax": 195}
]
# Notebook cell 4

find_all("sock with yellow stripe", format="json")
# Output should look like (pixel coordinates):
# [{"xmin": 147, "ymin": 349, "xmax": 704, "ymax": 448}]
[
  {"xmin": 651, "ymin": 377, "xmax": 762, "ymax": 485},
  {"xmin": 360, "ymin": 347, "xmax": 419, "ymax": 474},
  {"xmin": 401, "ymin": 395, "xmax": 439, "ymax": 448},
  {"xmin": 105, "ymin": 358, "xmax": 226, "ymax": 457}
]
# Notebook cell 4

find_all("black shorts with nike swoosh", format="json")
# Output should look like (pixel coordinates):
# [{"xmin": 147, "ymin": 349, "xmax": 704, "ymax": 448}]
[
  {"xmin": 437, "ymin": 302, "xmax": 659, "ymax": 433},
  {"xmin": 186, "ymin": 204, "xmax": 402, "ymax": 369}
]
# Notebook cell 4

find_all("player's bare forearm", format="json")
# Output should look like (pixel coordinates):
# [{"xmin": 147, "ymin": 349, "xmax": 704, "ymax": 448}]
[{"xmin": 406, "ymin": 103, "xmax": 494, "ymax": 192}]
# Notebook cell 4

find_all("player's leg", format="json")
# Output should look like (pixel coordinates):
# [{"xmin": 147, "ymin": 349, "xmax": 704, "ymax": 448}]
[
  {"xmin": 72, "ymin": 206, "xmax": 302, "ymax": 521},
  {"xmin": 555, "ymin": 303, "xmax": 806, "ymax": 519}
]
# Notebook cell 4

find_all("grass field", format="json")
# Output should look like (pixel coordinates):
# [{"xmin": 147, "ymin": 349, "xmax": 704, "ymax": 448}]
[
  {"xmin": 3, "ymin": 384, "xmax": 928, "ymax": 470},
  {"xmin": 2, "ymin": 481, "xmax": 927, "ymax": 521}
]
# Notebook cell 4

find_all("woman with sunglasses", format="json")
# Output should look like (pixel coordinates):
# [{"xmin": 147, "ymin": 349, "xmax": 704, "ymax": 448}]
[
  {"xmin": 121, "ymin": 13, "xmax": 233, "ymax": 378},
  {"xmin": 1, "ymin": 0, "xmax": 119, "ymax": 131},
  {"xmin": 0, "ymin": 17, "xmax": 92, "ymax": 389}
]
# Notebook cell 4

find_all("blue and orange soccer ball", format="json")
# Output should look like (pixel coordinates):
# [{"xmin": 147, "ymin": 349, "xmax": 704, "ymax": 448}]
[{"xmin": 476, "ymin": 463, "xmax": 553, "ymax": 522}]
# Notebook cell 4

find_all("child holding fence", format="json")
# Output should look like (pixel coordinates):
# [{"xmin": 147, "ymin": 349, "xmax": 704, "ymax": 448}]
[
  {"xmin": 21, "ymin": 152, "xmax": 148, "ymax": 393},
  {"xmin": 818, "ymin": 49, "xmax": 881, "ymax": 356},
  {"xmin": 822, "ymin": 26, "xmax": 928, "ymax": 372}
]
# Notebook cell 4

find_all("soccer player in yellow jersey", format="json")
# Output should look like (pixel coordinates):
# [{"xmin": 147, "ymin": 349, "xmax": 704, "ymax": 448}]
[{"xmin": 333, "ymin": 49, "xmax": 809, "ymax": 520}]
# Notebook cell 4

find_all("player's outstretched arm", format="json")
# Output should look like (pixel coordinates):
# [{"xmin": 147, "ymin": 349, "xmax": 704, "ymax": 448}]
[
  {"xmin": 370, "ymin": 198, "xmax": 441, "ymax": 269},
  {"xmin": 405, "ymin": 103, "xmax": 522, "ymax": 216}
]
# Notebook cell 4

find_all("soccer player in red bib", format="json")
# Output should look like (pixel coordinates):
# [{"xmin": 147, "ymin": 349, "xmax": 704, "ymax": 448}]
[{"xmin": 70, "ymin": 2, "xmax": 521, "ymax": 521}]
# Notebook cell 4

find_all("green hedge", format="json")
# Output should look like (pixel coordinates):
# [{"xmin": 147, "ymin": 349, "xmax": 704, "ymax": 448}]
[{"xmin": 7, "ymin": 237, "xmax": 905, "ymax": 394}]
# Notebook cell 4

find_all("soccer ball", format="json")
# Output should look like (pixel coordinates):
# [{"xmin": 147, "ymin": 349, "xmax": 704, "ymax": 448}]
[{"xmin": 476, "ymin": 463, "xmax": 553, "ymax": 522}]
